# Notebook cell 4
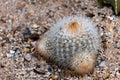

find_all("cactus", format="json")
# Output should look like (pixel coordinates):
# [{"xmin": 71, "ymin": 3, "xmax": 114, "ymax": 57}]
[
  {"xmin": 96, "ymin": 0, "xmax": 120, "ymax": 14},
  {"xmin": 37, "ymin": 16, "xmax": 101, "ymax": 75}
]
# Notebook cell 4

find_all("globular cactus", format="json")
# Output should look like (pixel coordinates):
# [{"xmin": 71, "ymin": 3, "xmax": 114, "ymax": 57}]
[{"xmin": 37, "ymin": 16, "xmax": 101, "ymax": 75}]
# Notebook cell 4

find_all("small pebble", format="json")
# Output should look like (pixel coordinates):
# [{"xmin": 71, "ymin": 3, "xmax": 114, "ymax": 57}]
[
  {"xmin": 24, "ymin": 43, "xmax": 31, "ymax": 48},
  {"xmin": 99, "ymin": 61, "xmax": 106, "ymax": 67},
  {"xmin": 15, "ymin": 48, "xmax": 20, "ymax": 54},
  {"xmin": 33, "ymin": 69, "xmax": 46, "ymax": 75},
  {"xmin": 23, "ymin": 27, "xmax": 31, "ymax": 39},
  {"xmin": 58, "ymin": 69, "xmax": 61, "ymax": 72},
  {"xmin": 48, "ymin": 12, "xmax": 54, "ymax": 17},
  {"xmin": 102, "ymin": 72, "xmax": 110, "ymax": 79},
  {"xmin": 10, "ymin": 50, "xmax": 15, "ymax": 54},
  {"xmin": 24, "ymin": 53, "xmax": 32, "ymax": 61},
  {"xmin": 0, "ymin": 37, "xmax": 3, "ymax": 40},
  {"xmin": 48, "ymin": 66, "xmax": 53, "ymax": 72},
  {"xmin": 6, "ymin": 50, "xmax": 15, "ymax": 58},
  {"xmin": 46, "ymin": 72, "xmax": 51, "ymax": 76},
  {"xmin": 7, "ymin": 53, "xmax": 12, "ymax": 58},
  {"xmin": 87, "ymin": 77, "xmax": 92, "ymax": 80},
  {"xmin": 31, "ymin": 24, "xmax": 39, "ymax": 28},
  {"xmin": 25, "ymin": 48, "xmax": 31, "ymax": 52},
  {"xmin": 116, "ymin": 40, "xmax": 120, "ymax": 48},
  {"xmin": 13, "ymin": 48, "xmax": 20, "ymax": 60}
]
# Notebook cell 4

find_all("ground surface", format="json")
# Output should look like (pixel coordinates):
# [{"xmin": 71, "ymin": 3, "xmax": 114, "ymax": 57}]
[{"xmin": 0, "ymin": 0, "xmax": 120, "ymax": 80}]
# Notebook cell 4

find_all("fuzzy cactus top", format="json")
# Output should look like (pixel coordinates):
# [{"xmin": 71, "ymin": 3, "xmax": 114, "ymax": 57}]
[{"xmin": 37, "ymin": 16, "xmax": 101, "ymax": 75}]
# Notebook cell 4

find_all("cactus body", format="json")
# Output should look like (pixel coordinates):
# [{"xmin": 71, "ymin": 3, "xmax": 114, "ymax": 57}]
[{"xmin": 37, "ymin": 16, "xmax": 101, "ymax": 75}]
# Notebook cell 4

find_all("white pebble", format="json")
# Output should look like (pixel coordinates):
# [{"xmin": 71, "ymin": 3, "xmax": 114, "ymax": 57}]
[
  {"xmin": 31, "ymin": 24, "xmax": 39, "ymax": 28},
  {"xmin": 10, "ymin": 50, "xmax": 15, "ymax": 54},
  {"xmin": 6, "ymin": 53, "xmax": 12, "ymax": 58},
  {"xmin": 99, "ymin": 61, "xmax": 106, "ymax": 67},
  {"xmin": 25, "ymin": 53, "xmax": 32, "ymax": 61}
]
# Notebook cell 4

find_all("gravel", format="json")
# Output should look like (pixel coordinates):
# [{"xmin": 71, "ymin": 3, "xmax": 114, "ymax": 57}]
[{"xmin": 0, "ymin": 0, "xmax": 120, "ymax": 79}]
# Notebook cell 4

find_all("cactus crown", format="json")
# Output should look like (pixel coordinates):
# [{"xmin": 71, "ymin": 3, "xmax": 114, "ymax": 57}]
[{"xmin": 44, "ymin": 15, "xmax": 101, "ymax": 51}]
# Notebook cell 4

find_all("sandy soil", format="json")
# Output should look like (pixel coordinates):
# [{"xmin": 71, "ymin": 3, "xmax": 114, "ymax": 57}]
[{"xmin": 0, "ymin": 0, "xmax": 120, "ymax": 80}]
